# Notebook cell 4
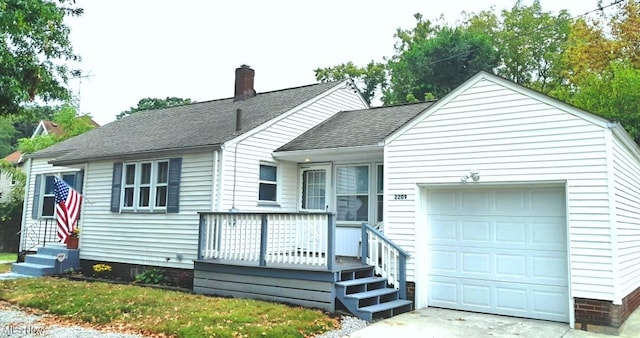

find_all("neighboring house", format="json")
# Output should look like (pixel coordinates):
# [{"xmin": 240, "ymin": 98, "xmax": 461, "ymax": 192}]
[
  {"xmin": 15, "ymin": 68, "xmax": 640, "ymax": 332},
  {"xmin": 0, "ymin": 118, "xmax": 93, "ymax": 203},
  {"xmin": 0, "ymin": 151, "xmax": 22, "ymax": 203}
]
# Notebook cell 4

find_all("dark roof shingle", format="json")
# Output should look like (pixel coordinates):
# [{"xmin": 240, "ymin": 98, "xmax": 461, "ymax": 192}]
[
  {"xmin": 35, "ymin": 81, "xmax": 342, "ymax": 164},
  {"xmin": 276, "ymin": 101, "xmax": 434, "ymax": 152}
]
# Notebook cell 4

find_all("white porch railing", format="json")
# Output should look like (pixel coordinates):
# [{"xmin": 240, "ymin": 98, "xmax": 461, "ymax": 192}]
[
  {"xmin": 198, "ymin": 212, "xmax": 336, "ymax": 270},
  {"xmin": 361, "ymin": 223, "xmax": 409, "ymax": 299}
]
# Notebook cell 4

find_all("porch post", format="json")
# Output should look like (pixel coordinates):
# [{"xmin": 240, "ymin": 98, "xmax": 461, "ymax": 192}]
[
  {"xmin": 197, "ymin": 214, "xmax": 205, "ymax": 260},
  {"xmin": 327, "ymin": 213, "xmax": 336, "ymax": 270},
  {"xmin": 259, "ymin": 214, "xmax": 268, "ymax": 267},
  {"xmin": 399, "ymin": 254, "xmax": 407, "ymax": 299},
  {"xmin": 360, "ymin": 223, "xmax": 369, "ymax": 265}
]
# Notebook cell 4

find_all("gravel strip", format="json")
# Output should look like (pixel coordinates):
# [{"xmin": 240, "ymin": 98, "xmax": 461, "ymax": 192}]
[
  {"xmin": 0, "ymin": 301, "xmax": 368, "ymax": 338},
  {"xmin": 0, "ymin": 306, "xmax": 144, "ymax": 338},
  {"xmin": 314, "ymin": 316, "xmax": 369, "ymax": 338}
]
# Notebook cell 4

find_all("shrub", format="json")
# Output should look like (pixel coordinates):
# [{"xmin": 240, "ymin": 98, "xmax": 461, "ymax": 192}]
[{"xmin": 135, "ymin": 267, "xmax": 167, "ymax": 285}]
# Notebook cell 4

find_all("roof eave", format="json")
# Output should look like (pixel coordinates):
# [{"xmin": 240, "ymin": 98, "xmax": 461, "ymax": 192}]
[
  {"xmin": 50, "ymin": 144, "xmax": 222, "ymax": 166},
  {"xmin": 273, "ymin": 145, "xmax": 382, "ymax": 163}
]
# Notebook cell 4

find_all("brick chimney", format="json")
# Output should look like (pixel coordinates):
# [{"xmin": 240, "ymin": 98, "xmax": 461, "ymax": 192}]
[{"xmin": 234, "ymin": 65, "xmax": 256, "ymax": 101}]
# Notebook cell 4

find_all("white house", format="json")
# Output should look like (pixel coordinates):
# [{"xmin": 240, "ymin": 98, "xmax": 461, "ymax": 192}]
[{"xmin": 16, "ymin": 69, "xmax": 640, "ymax": 331}]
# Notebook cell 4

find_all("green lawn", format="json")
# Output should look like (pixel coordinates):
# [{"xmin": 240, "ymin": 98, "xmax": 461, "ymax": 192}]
[
  {"xmin": 0, "ymin": 252, "xmax": 16, "ymax": 262},
  {"xmin": 0, "ymin": 264, "xmax": 10, "ymax": 273},
  {"xmin": 0, "ymin": 277, "xmax": 339, "ymax": 337}
]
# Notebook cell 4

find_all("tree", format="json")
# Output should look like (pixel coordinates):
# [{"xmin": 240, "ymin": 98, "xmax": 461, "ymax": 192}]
[
  {"xmin": 0, "ymin": 0, "xmax": 83, "ymax": 117},
  {"xmin": 557, "ymin": 1, "xmax": 640, "ymax": 143},
  {"xmin": 116, "ymin": 97, "xmax": 192, "ymax": 120},
  {"xmin": 384, "ymin": 14, "xmax": 499, "ymax": 103},
  {"xmin": 0, "ymin": 117, "xmax": 17, "ymax": 157},
  {"xmin": 18, "ymin": 104, "xmax": 95, "ymax": 154},
  {"xmin": 314, "ymin": 61, "xmax": 386, "ymax": 104}
]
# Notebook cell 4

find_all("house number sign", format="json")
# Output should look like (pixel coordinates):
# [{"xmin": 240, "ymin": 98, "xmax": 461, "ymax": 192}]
[{"xmin": 394, "ymin": 194, "xmax": 408, "ymax": 200}]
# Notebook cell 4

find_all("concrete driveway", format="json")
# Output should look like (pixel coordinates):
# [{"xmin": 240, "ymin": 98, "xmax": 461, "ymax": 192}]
[{"xmin": 345, "ymin": 307, "xmax": 640, "ymax": 338}]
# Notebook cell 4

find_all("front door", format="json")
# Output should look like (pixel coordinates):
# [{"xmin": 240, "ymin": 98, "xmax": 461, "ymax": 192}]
[{"xmin": 299, "ymin": 164, "xmax": 332, "ymax": 212}]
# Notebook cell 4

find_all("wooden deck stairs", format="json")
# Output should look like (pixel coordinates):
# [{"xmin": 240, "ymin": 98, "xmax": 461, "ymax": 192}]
[{"xmin": 336, "ymin": 265, "xmax": 412, "ymax": 321}]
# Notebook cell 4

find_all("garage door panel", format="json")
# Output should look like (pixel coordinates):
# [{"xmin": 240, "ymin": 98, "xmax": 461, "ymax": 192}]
[
  {"xmin": 430, "ymin": 276, "xmax": 569, "ymax": 322},
  {"xmin": 426, "ymin": 186, "xmax": 569, "ymax": 322},
  {"xmin": 430, "ymin": 216, "xmax": 565, "ymax": 251},
  {"xmin": 431, "ymin": 245, "xmax": 566, "ymax": 285}
]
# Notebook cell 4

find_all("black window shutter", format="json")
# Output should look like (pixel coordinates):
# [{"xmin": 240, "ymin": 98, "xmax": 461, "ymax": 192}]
[
  {"xmin": 111, "ymin": 163, "xmax": 123, "ymax": 212},
  {"xmin": 167, "ymin": 158, "xmax": 182, "ymax": 213},
  {"xmin": 74, "ymin": 170, "xmax": 84, "ymax": 193},
  {"xmin": 32, "ymin": 174, "xmax": 42, "ymax": 219}
]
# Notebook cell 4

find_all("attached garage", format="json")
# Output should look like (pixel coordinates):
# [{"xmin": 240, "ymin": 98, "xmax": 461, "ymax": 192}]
[
  {"xmin": 426, "ymin": 185, "xmax": 568, "ymax": 322},
  {"xmin": 381, "ymin": 71, "xmax": 640, "ymax": 332}
]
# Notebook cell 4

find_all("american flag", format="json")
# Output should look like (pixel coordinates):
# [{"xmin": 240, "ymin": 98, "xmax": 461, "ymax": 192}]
[{"xmin": 54, "ymin": 177, "xmax": 83, "ymax": 243}]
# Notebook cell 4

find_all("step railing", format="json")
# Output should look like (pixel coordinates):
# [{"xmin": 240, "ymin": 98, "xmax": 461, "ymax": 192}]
[
  {"xmin": 16, "ymin": 219, "xmax": 59, "ymax": 260},
  {"xmin": 361, "ymin": 223, "xmax": 409, "ymax": 299},
  {"xmin": 198, "ymin": 212, "xmax": 336, "ymax": 270}
]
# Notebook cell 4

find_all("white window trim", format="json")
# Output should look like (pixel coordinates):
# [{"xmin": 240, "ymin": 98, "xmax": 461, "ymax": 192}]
[
  {"xmin": 299, "ymin": 164, "xmax": 332, "ymax": 212},
  {"xmin": 258, "ymin": 162, "xmax": 279, "ymax": 205},
  {"xmin": 39, "ymin": 171, "xmax": 79, "ymax": 219},
  {"xmin": 121, "ymin": 160, "xmax": 169, "ymax": 212}
]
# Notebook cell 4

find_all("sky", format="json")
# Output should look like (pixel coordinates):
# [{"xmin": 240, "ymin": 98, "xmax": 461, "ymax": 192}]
[{"xmin": 65, "ymin": 0, "xmax": 605, "ymax": 126}]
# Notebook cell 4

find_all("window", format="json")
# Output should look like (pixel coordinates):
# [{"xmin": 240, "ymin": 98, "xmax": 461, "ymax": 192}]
[
  {"xmin": 32, "ymin": 171, "xmax": 83, "ymax": 220},
  {"xmin": 336, "ymin": 165, "xmax": 369, "ymax": 222},
  {"xmin": 258, "ymin": 164, "xmax": 277, "ymax": 202},
  {"xmin": 41, "ymin": 175, "xmax": 57, "ymax": 218},
  {"xmin": 111, "ymin": 158, "xmax": 181, "ymax": 213},
  {"xmin": 120, "ymin": 160, "xmax": 169, "ymax": 211}
]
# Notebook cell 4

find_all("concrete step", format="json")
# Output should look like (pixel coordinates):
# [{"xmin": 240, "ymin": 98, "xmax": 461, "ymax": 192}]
[
  {"xmin": 11, "ymin": 262, "xmax": 57, "ymax": 276},
  {"xmin": 25, "ymin": 254, "xmax": 57, "ymax": 266},
  {"xmin": 38, "ymin": 246, "xmax": 79, "ymax": 258}
]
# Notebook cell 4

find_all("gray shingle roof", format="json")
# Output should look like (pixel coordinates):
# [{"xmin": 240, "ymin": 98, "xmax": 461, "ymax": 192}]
[
  {"xmin": 36, "ymin": 81, "xmax": 343, "ymax": 164},
  {"xmin": 276, "ymin": 101, "xmax": 434, "ymax": 152}
]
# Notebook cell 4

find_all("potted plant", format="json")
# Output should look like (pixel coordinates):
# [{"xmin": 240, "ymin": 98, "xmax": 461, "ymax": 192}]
[{"xmin": 66, "ymin": 228, "xmax": 80, "ymax": 249}]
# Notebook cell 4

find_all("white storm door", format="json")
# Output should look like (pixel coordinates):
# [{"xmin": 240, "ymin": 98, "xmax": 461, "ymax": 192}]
[{"xmin": 299, "ymin": 165, "xmax": 331, "ymax": 212}]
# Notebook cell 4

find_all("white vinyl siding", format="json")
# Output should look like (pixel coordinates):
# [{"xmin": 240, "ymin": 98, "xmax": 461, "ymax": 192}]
[
  {"xmin": 611, "ymin": 136, "xmax": 640, "ymax": 298},
  {"xmin": 78, "ymin": 152, "xmax": 213, "ymax": 269},
  {"xmin": 385, "ymin": 78, "xmax": 613, "ymax": 301},
  {"xmin": 219, "ymin": 84, "xmax": 367, "ymax": 212}
]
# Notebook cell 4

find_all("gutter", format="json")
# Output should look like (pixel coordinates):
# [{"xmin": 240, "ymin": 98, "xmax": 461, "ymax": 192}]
[{"xmin": 49, "ymin": 144, "xmax": 222, "ymax": 166}]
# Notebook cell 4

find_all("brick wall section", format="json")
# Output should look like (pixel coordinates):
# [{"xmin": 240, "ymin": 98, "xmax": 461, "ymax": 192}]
[
  {"xmin": 575, "ymin": 285, "xmax": 640, "ymax": 330},
  {"xmin": 406, "ymin": 282, "xmax": 416, "ymax": 303},
  {"xmin": 574, "ymin": 298, "xmax": 620, "ymax": 327},
  {"xmin": 80, "ymin": 259, "xmax": 193, "ymax": 289},
  {"xmin": 621, "ymin": 285, "xmax": 640, "ymax": 324}
]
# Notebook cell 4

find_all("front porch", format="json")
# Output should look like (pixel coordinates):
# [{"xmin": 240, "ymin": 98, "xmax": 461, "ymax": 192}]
[{"xmin": 195, "ymin": 212, "xmax": 411, "ymax": 321}]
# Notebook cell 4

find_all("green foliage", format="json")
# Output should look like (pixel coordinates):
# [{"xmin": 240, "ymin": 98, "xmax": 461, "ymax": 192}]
[
  {"xmin": 0, "ymin": 277, "xmax": 338, "ymax": 337},
  {"xmin": 0, "ymin": 0, "xmax": 83, "ymax": 117},
  {"xmin": 116, "ymin": 97, "xmax": 192, "ymax": 120},
  {"xmin": 315, "ymin": 61, "xmax": 386, "ymax": 104},
  {"xmin": 135, "ymin": 267, "xmax": 167, "ymax": 284},
  {"xmin": 384, "ymin": 16, "xmax": 499, "ymax": 104},
  {"xmin": 18, "ymin": 104, "xmax": 95, "ymax": 154},
  {"xmin": 0, "ymin": 117, "xmax": 17, "ymax": 157},
  {"xmin": 494, "ymin": 0, "xmax": 572, "ymax": 92}
]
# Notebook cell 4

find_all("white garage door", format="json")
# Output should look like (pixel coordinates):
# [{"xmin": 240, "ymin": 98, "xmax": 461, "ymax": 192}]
[{"xmin": 427, "ymin": 185, "xmax": 569, "ymax": 322}]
